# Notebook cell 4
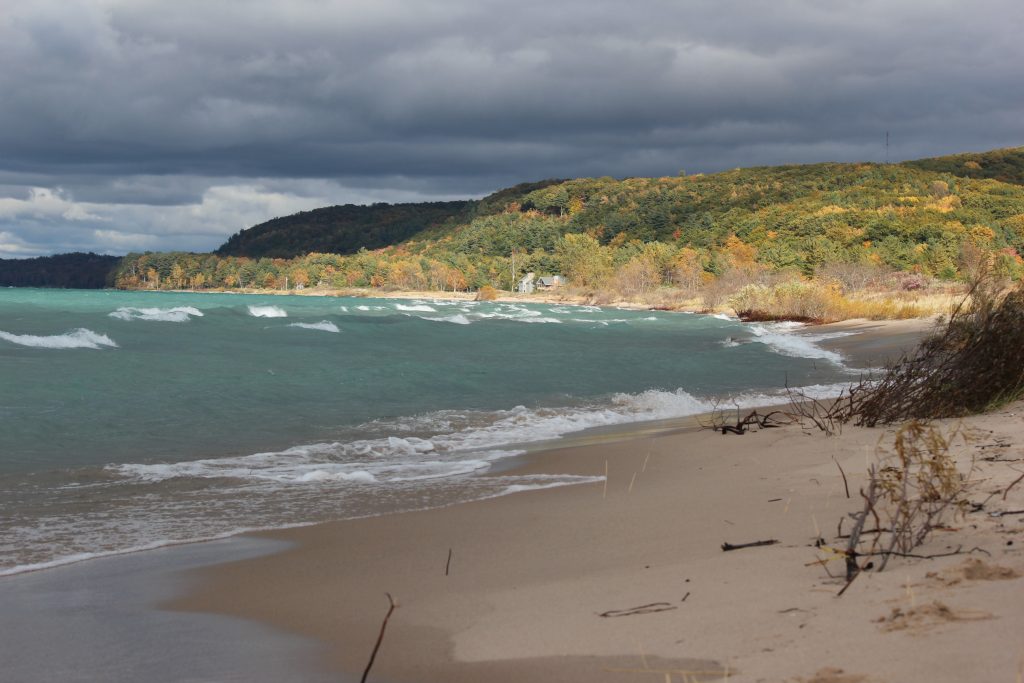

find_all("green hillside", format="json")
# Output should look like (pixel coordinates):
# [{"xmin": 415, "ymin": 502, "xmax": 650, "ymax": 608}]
[{"xmin": 903, "ymin": 146, "xmax": 1024, "ymax": 185}]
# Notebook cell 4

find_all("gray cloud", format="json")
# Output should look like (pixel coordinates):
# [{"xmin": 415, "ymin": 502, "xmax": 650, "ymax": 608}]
[{"xmin": 1, "ymin": 0, "xmax": 1022, "ymax": 256}]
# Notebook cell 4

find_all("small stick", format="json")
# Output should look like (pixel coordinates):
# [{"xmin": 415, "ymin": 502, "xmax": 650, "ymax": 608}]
[
  {"xmin": 360, "ymin": 593, "xmax": 397, "ymax": 683},
  {"xmin": 833, "ymin": 457, "xmax": 850, "ymax": 499},
  {"xmin": 1003, "ymin": 472, "xmax": 1024, "ymax": 501},
  {"xmin": 445, "ymin": 548, "xmax": 452, "ymax": 576},
  {"xmin": 721, "ymin": 539, "xmax": 778, "ymax": 552}
]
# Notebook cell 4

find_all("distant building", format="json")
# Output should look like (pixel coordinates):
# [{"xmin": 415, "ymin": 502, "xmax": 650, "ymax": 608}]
[
  {"xmin": 517, "ymin": 272, "xmax": 536, "ymax": 293},
  {"xmin": 536, "ymin": 275, "xmax": 565, "ymax": 290}
]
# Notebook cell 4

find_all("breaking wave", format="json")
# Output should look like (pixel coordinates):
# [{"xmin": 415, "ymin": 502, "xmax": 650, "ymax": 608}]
[
  {"xmin": 248, "ymin": 305, "xmax": 288, "ymax": 318},
  {"xmin": 0, "ymin": 328, "xmax": 118, "ymax": 349},
  {"xmin": 747, "ymin": 322, "xmax": 850, "ymax": 365},
  {"xmin": 110, "ymin": 306, "xmax": 204, "ymax": 322},
  {"xmin": 288, "ymin": 321, "xmax": 340, "ymax": 333},
  {"xmin": 111, "ymin": 382, "xmax": 850, "ymax": 487}
]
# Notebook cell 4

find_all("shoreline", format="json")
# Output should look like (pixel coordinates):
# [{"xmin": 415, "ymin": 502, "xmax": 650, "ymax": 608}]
[
  {"xmin": 0, "ymin": 314, "xmax": 928, "ymax": 581},
  {"xmin": 173, "ymin": 399, "xmax": 1024, "ymax": 682},
  {"xmin": 164, "ymin": 319, "xmax": 1024, "ymax": 683},
  {"xmin": 118, "ymin": 284, "xmax": 960, "ymax": 321}
]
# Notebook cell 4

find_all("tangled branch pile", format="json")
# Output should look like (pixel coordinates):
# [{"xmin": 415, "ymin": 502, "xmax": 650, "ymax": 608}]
[{"xmin": 838, "ymin": 283, "xmax": 1024, "ymax": 426}]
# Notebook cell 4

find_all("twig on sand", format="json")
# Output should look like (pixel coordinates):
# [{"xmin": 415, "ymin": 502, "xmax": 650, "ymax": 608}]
[
  {"xmin": 360, "ymin": 593, "xmax": 397, "ymax": 683},
  {"xmin": 1004, "ymin": 472, "xmax": 1024, "ymax": 501},
  {"xmin": 599, "ymin": 602, "xmax": 677, "ymax": 618},
  {"xmin": 834, "ymin": 457, "xmax": 851, "ymax": 498},
  {"xmin": 445, "ymin": 548, "xmax": 453, "ymax": 576},
  {"xmin": 721, "ymin": 539, "xmax": 779, "ymax": 552}
]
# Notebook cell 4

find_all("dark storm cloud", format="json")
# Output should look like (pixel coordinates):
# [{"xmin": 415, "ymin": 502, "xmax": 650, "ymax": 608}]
[{"xmin": 1, "ymin": 0, "xmax": 1022, "ymax": 255}]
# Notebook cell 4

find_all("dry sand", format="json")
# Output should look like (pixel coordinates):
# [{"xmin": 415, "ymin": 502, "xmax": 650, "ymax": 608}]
[{"xmin": 173, "ymin": 321, "xmax": 1024, "ymax": 683}]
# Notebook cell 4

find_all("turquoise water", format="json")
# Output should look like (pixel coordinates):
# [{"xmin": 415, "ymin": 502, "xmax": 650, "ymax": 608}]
[{"xmin": 0, "ymin": 288, "xmax": 853, "ymax": 574}]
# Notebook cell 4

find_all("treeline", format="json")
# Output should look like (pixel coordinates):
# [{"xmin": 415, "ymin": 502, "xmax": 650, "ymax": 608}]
[
  {"xmin": 0, "ymin": 253, "xmax": 121, "ymax": 289},
  {"xmin": 113, "ymin": 148, "xmax": 1024, "ymax": 297}
]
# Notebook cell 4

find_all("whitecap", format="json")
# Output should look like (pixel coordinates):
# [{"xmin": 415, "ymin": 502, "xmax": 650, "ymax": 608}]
[
  {"xmin": 395, "ymin": 303, "xmax": 437, "ymax": 312},
  {"xmin": 423, "ymin": 314, "xmax": 472, "ymax": 325},
  {"xmin": 288, "ymin": 321, "xmax": 340, "ymax": 333},
  {"xmin": 248, "ymin": 305, "xmax": 287, "ymax": 318},
  {"xmin": 109, "ymin": 306, "xmax": 204, "ymax": 322},
  {"xmin": 0, "ymin": 328, "xmax": 118, "ymax": 349}
]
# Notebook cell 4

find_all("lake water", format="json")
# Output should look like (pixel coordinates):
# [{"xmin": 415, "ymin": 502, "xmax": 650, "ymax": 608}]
[{"xmin": 0, "ymin": 288, "xmax": 855, "ymax": 574}]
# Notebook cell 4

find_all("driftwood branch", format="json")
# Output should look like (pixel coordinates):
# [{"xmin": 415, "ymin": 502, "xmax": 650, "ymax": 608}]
[
  {"xmin": 706, "ymin": 406, "xmax": 793, "ymax": 435},
  {"xmin": 360, "ymin": 593, "xmax": 397, "ymax": 683},
  {"xmin": 599, "ymin": 602, "xmax": 677, "ymax": 618}
]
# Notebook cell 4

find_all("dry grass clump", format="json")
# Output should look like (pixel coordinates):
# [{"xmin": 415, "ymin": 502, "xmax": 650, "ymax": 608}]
[
  {"xmin": 728, "ymin": 280, "xmax": 936, "ymax": 323},
  {"xmin": 866, "ymin": 422, "xmax": 973, "ymax": 570},
  {"xmin": 830, "ymin": 421, "xmax": 974, "ymax": 588},
  {"xmin": 838, "ymin": 282, "xmax": 1024, "ymax": 426}
]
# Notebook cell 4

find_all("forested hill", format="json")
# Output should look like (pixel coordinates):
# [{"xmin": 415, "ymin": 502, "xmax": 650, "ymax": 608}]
[
  {"xmin": 212, "ymin": 147, "xmax": 1024, "ymax": 261},
  {"xmin": 214, "ymin": 179, "xmax": 563, "ymax": 259},
  {"xmin": 214, "ymin": 200, "xmax": 473, "ymax": 258},
  {"xmin": 7, "ymin": 146, "xmax": 1024, "ymax": 290},
  {"xmin": 903, "ymin": 146, "xmax": 1024, "ymax": 186},
  {"xmin": 0, "ymin": 253, "xmax": 121, "ymax": 288}
]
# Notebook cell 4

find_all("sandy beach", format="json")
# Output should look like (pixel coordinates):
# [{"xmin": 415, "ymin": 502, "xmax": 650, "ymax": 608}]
[{"xmin": 171, "ymin": 318, "xmax": 1024, "ymax": 683}]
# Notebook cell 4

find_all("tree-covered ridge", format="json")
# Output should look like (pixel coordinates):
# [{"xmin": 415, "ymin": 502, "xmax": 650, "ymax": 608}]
[
  {"xmin": 903, "ymin": 146, "xmax": 1024, "ymax": 186},
  {"xmin": 0, "ymin": 253, "xmax": 120, "ymax": 288},
  {"xmin": 408, "ymin": 158, "xmax": 1024, "ymax": 276},
  {"xmin": 215, "ymin": 200, "xmax": 473, "ymax": 259},
  {"xmin": 112, "ymin": 148, "xmax": 1024, "ymax": 298}
]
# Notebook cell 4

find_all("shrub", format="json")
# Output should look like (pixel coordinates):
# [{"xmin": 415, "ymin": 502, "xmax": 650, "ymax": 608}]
[{"xmin": 476, "ymin": 284, "xmax": 499, "ymax": 301}]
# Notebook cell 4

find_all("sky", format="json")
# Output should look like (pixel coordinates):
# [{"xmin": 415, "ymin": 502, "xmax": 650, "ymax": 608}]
[{"xmin": 1, "ymin": 0, "xmax": 1022, "ymax": 257}]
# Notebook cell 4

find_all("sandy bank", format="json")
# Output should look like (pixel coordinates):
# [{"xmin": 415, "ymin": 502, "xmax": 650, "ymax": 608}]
[{"xmin": 174, "ymin": 396, "xmax": 1024, "ymax": 680}]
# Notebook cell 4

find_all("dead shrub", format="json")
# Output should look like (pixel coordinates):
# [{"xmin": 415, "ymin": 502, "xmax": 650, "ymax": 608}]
[{"xmin": 836, "ymin": 281, "xmax": 1024, "ymax": 426}]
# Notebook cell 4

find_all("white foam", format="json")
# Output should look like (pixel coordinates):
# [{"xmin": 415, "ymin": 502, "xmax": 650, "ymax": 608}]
[
  {"xmin": 424, "ymin": 313, "xmax": 472, "ymax": 325},
  {"xmin": 746, "ymin": 323, "xmax": 847, "ymax": 365},
  {"xmin": 496, "ymin": 477, "xmax": 605, "ymax": 496},
  {"xmin": 288, "ymin": 321, "xmax": 340, "ymax": 333},
  {"xmin": 711, "ymin": 312, "xmax": 737, "ymax": 321},
  {"xmin": 248, "ymin": 305, "xmax": 288, "ymax": 318},
  {"xmin": 395, "ymin": 303, "xmax": 437, "ymax": 312},
  {"xmin": 109, "ymin": 306, "xmax": 203, "ymax": 322},
  {"xmin": 549, "ymin": 305, "xmax": 602, "ymax": 314},
  {"xmin": 110, "ymin": 382, "xmax": 852, "ymax": 489},
  {"xmin": 0, "ymin": 328, "xmax": 118, "ymax": 349}
]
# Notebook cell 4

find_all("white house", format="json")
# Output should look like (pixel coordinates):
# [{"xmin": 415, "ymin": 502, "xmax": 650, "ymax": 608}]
[{"xmin": 517, "ymin": 272, "xmax": 536, "ymax": 293}]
